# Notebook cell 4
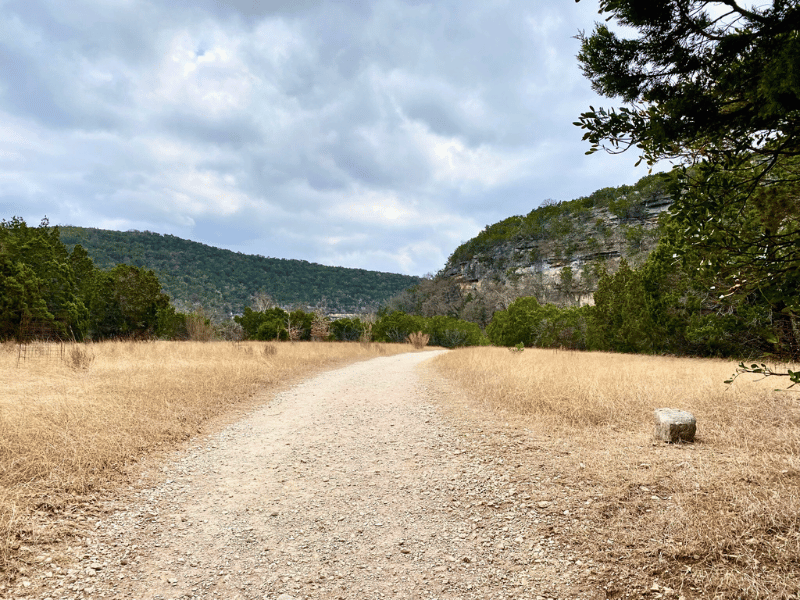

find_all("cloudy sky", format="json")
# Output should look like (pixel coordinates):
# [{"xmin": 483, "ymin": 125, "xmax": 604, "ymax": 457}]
[{"xmin": 1, "ymin": 0, "xmax": 656, "ymax": 276}]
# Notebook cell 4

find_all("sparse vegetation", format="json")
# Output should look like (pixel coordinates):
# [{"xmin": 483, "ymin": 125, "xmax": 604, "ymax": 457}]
[
  {"xmin": 185, "ymin": 310, "xmax": 215, "ymax": 342},
  {"xmin": 63, "ymin": 343, "xmax": 95, "ymax": 370},
  {"xmin": 310, "ymin": 312, "xmax": 330, "ymax": 341}
]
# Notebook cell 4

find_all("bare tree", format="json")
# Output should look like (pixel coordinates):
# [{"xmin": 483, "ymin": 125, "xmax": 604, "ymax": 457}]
[
  {"xmin": 310, "ymin": 311, "xmax": 330, "ymax": 341},
  {"xmin": 251, "ymin": 292, "xmax": 276, "ymax": 312},
  {"xmin": 285, "ymin": 313, "xmax": 302, "ymax": 342}
]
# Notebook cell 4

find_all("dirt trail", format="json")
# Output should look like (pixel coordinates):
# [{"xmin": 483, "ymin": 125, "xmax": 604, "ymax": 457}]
[{"xmin": 17, "ymin": 351, "xmax": 610, "ymax": 600}]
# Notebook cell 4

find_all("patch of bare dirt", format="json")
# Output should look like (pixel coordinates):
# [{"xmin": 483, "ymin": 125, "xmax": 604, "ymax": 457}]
[{"xmin": 9, "ymin": 351, "xmax": 672, "ymax": 600}]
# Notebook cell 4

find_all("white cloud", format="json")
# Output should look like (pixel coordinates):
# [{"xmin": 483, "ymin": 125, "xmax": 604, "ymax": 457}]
[
  {"xmin": 148, "ymin": 28, "xmax": 254, "ymax": 115},
  {"xmin": 0, "ymin": 0, "xmax": 659, "ymax": 275},
  {"xmin": 408, "ymin": 121, "xmax": 531, "ymax": 189}
]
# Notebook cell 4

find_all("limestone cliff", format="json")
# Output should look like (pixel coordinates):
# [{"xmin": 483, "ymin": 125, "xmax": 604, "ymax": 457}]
[{"xmin": 441, "ymin": 173, "xmax": 674, "ymax": 305}]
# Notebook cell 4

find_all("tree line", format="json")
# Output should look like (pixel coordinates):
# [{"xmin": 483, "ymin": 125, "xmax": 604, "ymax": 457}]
[
  {"xmin": 0, "ymin": 216, "xmax": 482, "ymax": 347},
  {"xmin": 1, "ymin": 217, "xmax": 175, "ymax": 341},
  {"xmin": 232, "ymin": 305, "xmax": 483, "ymax": 348},
  {"xmin": 377, "ymin": 209, "xmax": 798, "ymax": 359}
]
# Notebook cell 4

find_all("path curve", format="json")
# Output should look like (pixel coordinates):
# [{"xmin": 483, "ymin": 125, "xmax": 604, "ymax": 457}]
[{"xmin": 26, "ymin": 351, "xmax": 602, "ymax": 600}]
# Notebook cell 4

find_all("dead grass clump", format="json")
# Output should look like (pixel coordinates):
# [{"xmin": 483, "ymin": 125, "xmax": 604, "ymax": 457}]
[
  {"xmin": 406, "ymin": 331, "xmax": 430, "ymax": 349},
  {"xmin": 0, "ymin": 340, "xmax": 413, "ymax": 577},
  {"xmin": 431, "ymin": 347, "xmax": 800, "ymax": 598},
  {"xmin": 63, "ymin": 344, "xmax": 95, "ymax": 370},
  {"xmin": 360, "ymin": 322, "xmax": 373, "ymax": 346}
]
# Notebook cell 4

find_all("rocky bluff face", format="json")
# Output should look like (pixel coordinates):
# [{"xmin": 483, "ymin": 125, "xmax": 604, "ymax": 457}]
[{"xmin": 441, "ymin": 180, "xmax": 673, "ymax": 306}]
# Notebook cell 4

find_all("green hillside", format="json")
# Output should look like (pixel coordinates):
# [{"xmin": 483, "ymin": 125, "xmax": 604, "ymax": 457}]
[{"xmin": 58, "ymin": 227, "xmax": 420, "ymax": 315}]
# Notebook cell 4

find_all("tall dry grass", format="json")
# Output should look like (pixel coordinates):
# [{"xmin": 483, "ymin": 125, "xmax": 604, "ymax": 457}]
[
  {"xmin": 431, "ymin": 347, "xmax": 800, "ymax": 599},
  {"xmin": 406, "ymin": 331, "xmax": 430, "ymax": 349},
  {"xmin": 0, "ymin": 339, "xmax": 408, "ymax": 575}
]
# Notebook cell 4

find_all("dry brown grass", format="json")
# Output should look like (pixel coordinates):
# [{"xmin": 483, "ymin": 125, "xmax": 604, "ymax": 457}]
[
  {"xmin": 431, "ymin": 347, "xmax": 800, "ymax": 599},
  {"xmin": 0, "ymin": 339, "xmax": 410, "ymax": 576},
  {"xmin": 406, "ymin": 331, "xmax": 430, "ymax": 349}
]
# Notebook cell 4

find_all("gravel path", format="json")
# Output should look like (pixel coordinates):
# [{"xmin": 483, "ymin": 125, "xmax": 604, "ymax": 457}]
[{"xmin": 17, "ymin": 351, "xmax": 610, "ymax": 600}]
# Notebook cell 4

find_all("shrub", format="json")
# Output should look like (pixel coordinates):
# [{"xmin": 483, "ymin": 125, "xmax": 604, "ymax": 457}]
[
  {"xmin": 156, "ymin": 305, "xmax": 188, "ymax": 340},
  {"xmin": 310, "ymin": 311, "xmax": 330, "ymax": 341},
  {"xmin": 186, "ymin": 310, "xmax": 214, "ymax": 342},
  {"xmin": 63, "ymin": 344, "xmax": 94, "ymax": 370},
  {"xmin": 424, "ymin": 315, "xmax": 485, "ymax": 348},
  {"xmin": 373, "ymin": 311, "xmax": 425, "ymax": 343},
  {"xmin": 487, "ymin": 297, "xmax": 590, "ymax": 350},
  {"xmin": 373, "ymin": 311, "xmax": 485, "ymax": 347},
  {"xmin": 235, "ymin": 307, "xmax": 289, "ymax": 340},
  {"xmin": 330, "ymin": 317, "xmax": 368, "ymax": 341},
  {"xmin": 288, "ymin": 309, "xmax": 314, "ymax": 341}
]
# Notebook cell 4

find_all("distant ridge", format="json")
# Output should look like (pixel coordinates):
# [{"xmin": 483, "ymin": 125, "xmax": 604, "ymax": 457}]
[{"xmin": 59, "ymin": 227, "xmax": 420, "ymax": 316}]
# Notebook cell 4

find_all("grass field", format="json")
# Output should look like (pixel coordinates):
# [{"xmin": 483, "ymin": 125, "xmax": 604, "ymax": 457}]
[
  {"xmin": 430, "ymin": 347, "xmax": 800, "ymax": 599},
  {"xmin": 0, "ymin": 339, "xmax": 411, "ymax": 576},
  {"xmin": 5, "ymin": 341, "xmax": 799, "ymax": 597}
]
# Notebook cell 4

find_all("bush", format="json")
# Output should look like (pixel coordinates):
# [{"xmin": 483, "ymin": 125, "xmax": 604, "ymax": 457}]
[
  {"xmin": 235, "ymin": 307, "xmax": 290, "ymax": 340},
  {"xmin": 216, "ymin": 319, "xmax": 244, "ymax": 341},
  {"xmin": 288, "ymin": 309, "xmax": 314, "ymax": 341},
  {"xmin": 256, "ymin": 316, "xmax": 289, "ymax": 341},
  {"xmin": 424, "ymin": 315, "xmax": 485, "ymax": 348},
  {"xmin": 486, "ymin": 297, "xmax": 542, "ymax": 347},
  {"xmin": 63, "ymin": 344, "xmax": 95, "ymax": 370},
  {"xmin": 373, "ymin": 311, "xmax": 485, "ymax": 347},
  {"xmin": 330, "ymin": 317, "xmax": 369, "ymax": 341},
  {"xmin": 487, "ymin": 297, "xmax": 590, "ymax": 350},
  {"xmin": 156, "ymin": 305, "xmax": 188, "ymax": 340},
  {"xmin": 587, "ymin": 259, "xmax": 654, "ymax": 353},
  {"xmin": 373, "ymin": 311, "xmax": 426, "ymax": 343},
  {"xmin": 186, "ymin": 311, "xmax": 214, "ymax": 342}
]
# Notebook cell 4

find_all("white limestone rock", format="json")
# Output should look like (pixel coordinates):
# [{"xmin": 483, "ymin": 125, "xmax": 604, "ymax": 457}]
[{"xmin": 654, "ymin": 408, "xmax": 696, "ymax": 443}]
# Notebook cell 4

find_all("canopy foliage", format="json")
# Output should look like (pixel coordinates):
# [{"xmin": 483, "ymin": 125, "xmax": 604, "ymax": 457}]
[
  {"xmin": 0, "ymin": 217, "xmax": 172, "ymax": 341},
  {"xmin": 576, "ymin": 0, "xmax": 800, "ymax": 166},
  {"xmin": 576, "ymin": 0, "xmax": 800, "ymax": 351}
]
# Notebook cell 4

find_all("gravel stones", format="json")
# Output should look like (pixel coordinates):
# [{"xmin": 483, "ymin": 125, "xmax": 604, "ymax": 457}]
[{"xmin": 12, "ymin": 352, "xmax": 605, "ymax": 600}]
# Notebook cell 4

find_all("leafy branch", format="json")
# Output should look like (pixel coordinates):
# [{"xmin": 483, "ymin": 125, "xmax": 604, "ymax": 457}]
[{"xmin": 725, "ymin": 362, "xmax": 800, "ymax": 391}]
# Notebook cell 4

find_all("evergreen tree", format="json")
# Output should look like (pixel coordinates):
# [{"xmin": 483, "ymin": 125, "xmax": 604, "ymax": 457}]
[
  {"xmin": 0, "ymin": 217, "xmax": 87, "ymax": 340},
  {"xmin": 576, "ymin": 0, "xmax": 800, "ymax": 357},
  {"xmin": 0, "ymin": 217, "xmax": 175, "ymax": 341}
]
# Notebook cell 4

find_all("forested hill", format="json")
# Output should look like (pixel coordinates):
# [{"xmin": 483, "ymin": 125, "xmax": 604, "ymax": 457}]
[{"xmin": 58, "ymin": 227, "xmax": 420, "ymax": 315}]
